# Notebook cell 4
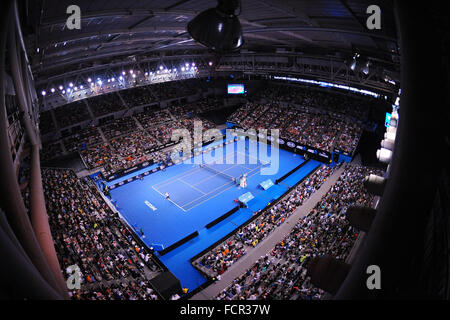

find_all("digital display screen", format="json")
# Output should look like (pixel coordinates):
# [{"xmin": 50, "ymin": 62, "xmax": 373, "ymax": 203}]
[
  {"xmin": 385, "ymin": 112, "xmax": 392, "ymax": 128},
  {"xmin": 227, "ymin": 84, "xmax": 245, "ymax": 94}
]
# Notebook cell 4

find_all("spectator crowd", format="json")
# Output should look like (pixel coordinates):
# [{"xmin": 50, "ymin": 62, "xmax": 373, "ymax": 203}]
[
  {"xmin": 228, "ymin": 100, "xmax": 363, "ymax": 154},
  {"xmin": 35, "ymin": 80, "xmax": 390, "ymax": 301},
  {"xmin": 214, "ymin": 165, "xmax": 383, "ymax": 300},
  {"xmin": 54, "ymin": 100, "xmax": 91, "ymax": 128},
  {"xmin": 39, "ymin": 81, "xmax": 377, "ymax": 179},
  {"xmin": 41, "ymin": 93, "xmax": 219, "ymax": 175},
  {"xmin": 194, "ymin": 164, "xmax": 340, "ymax": 277},
  {"xmin": 42, "ymin": 168, "xmax": 162, "ymax": 300}
]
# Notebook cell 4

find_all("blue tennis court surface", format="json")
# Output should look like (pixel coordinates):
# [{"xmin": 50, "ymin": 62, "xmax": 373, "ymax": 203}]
[
  {"xmin": 106, "ymin": 138, "xmax": 321, "ymax": 292},
  {"xmin": 152, "ymin": 151, "xmax": 268, "ymax": 211}
]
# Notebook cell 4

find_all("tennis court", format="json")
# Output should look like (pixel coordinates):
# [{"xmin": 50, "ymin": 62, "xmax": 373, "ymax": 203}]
[
  {"xmin": 106, "ymin": 137, "xmax": 321, "ymax": 291},
  {"xmin": 108, "ymin": 138, "xmax": 303, "ymax": 249},
  {"xmin": 152, "ymin": 151, "xmax": 269, "ymax": 211}
]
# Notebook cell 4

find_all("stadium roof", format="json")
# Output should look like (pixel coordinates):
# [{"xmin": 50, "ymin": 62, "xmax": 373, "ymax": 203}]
[{"xmin": 24, "ymin": 0, "xmax": 399, "ymax": 79}]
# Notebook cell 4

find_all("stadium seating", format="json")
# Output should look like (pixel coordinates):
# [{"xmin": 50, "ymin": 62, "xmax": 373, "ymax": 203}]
[
  {"xmin": 194, "ymin": 164, "xmax": 340, "ymax": 276},
  {"xmin": 36, "ymin": 81, "xmax": 385, "ymax": 300},
  {"xmin": 42, "ymin": 168, "xmax": 162, "ymax": 300},
  {"xmin": 228, "ymin": 98, "xmax": 363, "ymax": 154},
  {"xmin": 215, "ymin": 165, "xmax": 383, "ymax": 300},
  {"xmin": 54, "ymin": 100, "xmax": 91, "ymax": 128}
]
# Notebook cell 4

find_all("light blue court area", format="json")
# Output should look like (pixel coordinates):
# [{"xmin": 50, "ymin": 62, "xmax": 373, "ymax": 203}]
[{"xmin": 106, "ymin": 138, "xmax": 321, "ymax": 292}]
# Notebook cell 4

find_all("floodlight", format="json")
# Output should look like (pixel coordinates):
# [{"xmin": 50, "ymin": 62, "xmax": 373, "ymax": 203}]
[{"xmin": 187, "ymin": 0, "xmax": 243, "ymax": 53}]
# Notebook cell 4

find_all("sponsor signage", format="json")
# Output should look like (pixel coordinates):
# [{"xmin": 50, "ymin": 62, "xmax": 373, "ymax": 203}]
[
  {"xmin": 102, "ymin": 135, "xmax": 225, "ymax": 181},
  {"xmin": 145, "ymin": 201, "xmax": 157, "ymax": 211},
  {"xmin": 232, "ymin": 127, "xmax": 332, "ymax": 163}
]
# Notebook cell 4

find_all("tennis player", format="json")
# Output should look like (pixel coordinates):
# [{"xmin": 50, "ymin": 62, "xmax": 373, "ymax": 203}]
[{"xmin": 164, "ymin": 192, "xmax": 170, "ymax": 200}]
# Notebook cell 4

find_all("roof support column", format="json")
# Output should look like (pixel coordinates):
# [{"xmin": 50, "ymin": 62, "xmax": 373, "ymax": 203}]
[{"xmin": 6, "ymin": 0, "xmax": 68, "ymax": 298}]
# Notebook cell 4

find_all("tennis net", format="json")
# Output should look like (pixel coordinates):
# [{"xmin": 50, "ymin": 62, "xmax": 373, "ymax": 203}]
[{"xmin": 199, "ymin": 163, "xmax": 237, "ymax": 183}]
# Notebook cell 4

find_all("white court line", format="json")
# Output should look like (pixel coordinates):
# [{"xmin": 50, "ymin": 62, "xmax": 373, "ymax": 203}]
[
  {"xmin": 150, "ymin": 147, "xmax": 270, "ymax": 212},
  {"xmin": 232, "ymin": 151, "xmax": 268, "ymax": 173},
  {"xmin": 152, "ymin": 155, "xmax": 239, "ymax": 210},
  {"xmin": 236, "ymin": 150, "xmax": 270, "ymax": 164},
  {"xmin": 235, "ymin": 150, "xmax": 270, "ymax": 166},
  {"xmin": 184, "ymin": 181, "xmax": 237, "ymax": 211},
  {"xmin": 181, "ymin": 172, "xmax": 239, "ymax": 207},
  {"xmin": 152, "ymin": 167, "xmax": 236, "ymax": 211},
  {"xmin": 178, "ymin": 179, "xmax": 207, "ymax": 195},
  {"xmin": 189, "ymin": 169, "xmax": 234, "ymax": 187},
  {"xmin": 183, "ymin": 154, "xmax": 263, "ymax": 204},
  {"xmin": 184, "ymin": 153, "xmax": 241, "ymax": 187},
  {"xmin": 154, "ymin": 151, "xmax": 235, "ymax": 189},
  {"xmin": 236, "ymin": 161, "xmax": 266, "ymax": 172},
  {"xmin": 200, "ymin": 146, "xmax": 240, "ymax": 166},
  {"xmin": 193, "ymin": 164, "xmax": 240, "ymax": 185},
  {"xmin": 151, "ymin": 185, "xmax": 187, "ymax": 212},
  {"xmin": 176, "ymin": 164, "xmax": 238, "ymax": 188},
  {"xmin": 180, "ymin": 179, "xmax": 236, "ymax": 208},
  {"xmin": 153, "ymin": 166, "xmax": 203, "ymax": 189},
  {"xmin": 184, "ymin": 165, "xmax": 262, "ymax": 211},
  {"xmin": 203, "ymin": 149, "xmax": 238, "ymax": 166},
  {"xmin": 182, "ymin": 163, "xmax": 263, "ymax": 211}
]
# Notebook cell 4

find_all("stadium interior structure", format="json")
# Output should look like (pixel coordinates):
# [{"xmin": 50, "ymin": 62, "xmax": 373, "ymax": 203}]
[{"xmin": 0, "ymin": 0, "xmax": 449, "ymax": 301}]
